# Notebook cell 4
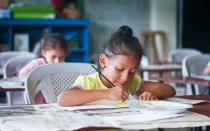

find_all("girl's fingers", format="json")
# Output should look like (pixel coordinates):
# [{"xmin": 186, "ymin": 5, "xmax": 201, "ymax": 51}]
[{"xmin": 139, "ymin": 92, "xmax": 157, "ymax": 100}]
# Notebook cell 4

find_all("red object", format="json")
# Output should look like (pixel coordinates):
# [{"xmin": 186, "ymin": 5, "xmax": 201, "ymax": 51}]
[{"xmin": 52, "ymin": 0, "xmax": 62, "ymax": 15}]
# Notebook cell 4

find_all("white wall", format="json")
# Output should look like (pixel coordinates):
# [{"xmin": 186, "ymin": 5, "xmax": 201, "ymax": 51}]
[{"xmin": 150, "ymin": 0, "xmax": 177, "ymax": 61}]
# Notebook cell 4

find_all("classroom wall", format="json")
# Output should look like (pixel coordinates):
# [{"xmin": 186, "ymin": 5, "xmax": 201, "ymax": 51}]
[
  {"xmin": 150, "ymin": 0, "xmax": 177, "ymax": 61},
  {"xmin": 84, "ymin": 0, "xmax": 151, "ymax": 57},
  {"xmin": 12, "ymin": 0, "xmax": 177, "ymax": 62}
]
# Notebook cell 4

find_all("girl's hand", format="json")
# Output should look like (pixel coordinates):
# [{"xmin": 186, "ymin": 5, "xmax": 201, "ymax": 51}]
[
  {"xmin": 139, "ymin": 91, "xmax": 157, "ymax": 100},
  {"xmin": 107, "ymin": 85, "xmax": 129, "ymax": 102}
]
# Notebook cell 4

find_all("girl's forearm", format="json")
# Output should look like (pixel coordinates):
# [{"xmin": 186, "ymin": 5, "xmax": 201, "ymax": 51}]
[
  {"xmin": 143, "ymin": 81, "xmax": 176, "ymax": 99},
  {"xmin": 57, "ymin": 90, "xmax": 109, "ymax": 106},
  {"xmin": 203, "ymin": 66, "xmax": 210, "ymax": 75},
  {"xmin": 151, "ymin": 85, "xmax": 176, "ymax": 99}
]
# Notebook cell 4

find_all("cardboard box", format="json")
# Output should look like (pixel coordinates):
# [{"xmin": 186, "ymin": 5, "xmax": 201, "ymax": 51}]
[{"xmin": 0, "ymin": 0, "xmax": 9, "ymax": 9}]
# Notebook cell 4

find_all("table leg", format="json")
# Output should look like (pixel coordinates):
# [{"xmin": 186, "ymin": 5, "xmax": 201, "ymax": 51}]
[
  {"xmin": 208, "ymin": 82, "xmax": 210, "ymax": 95},
  {"xmin": 205, "ymin": 86, "xmax": 210, "ymax": 95},
  {"xmin": 158, "ymin": 128, "xmax": 163, "ymax": 131},
  {"xmin": 191, "ymin": 84, "xmax": 196, "ymax": 95},
  {"xmin": 197, "ymin": 126, "xmax": 202, "ymax": 131},
  {"xmin": 207, "ymin": 126, "xmax": 210, "ymax": 131}
]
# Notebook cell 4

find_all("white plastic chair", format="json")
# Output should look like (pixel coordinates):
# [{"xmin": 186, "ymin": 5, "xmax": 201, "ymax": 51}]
[
  {"xmin": 182, "ymin": 54, "xmax": 210, "ymax": 95},
  {"xmin": 168, "ymin": 48, "xmax": 202, "ymax": 63},
  {"xmin": 3, "ymin": 55, "xmax": 36, "ymax": 78},
  {"xmin": 140, "ymin": 56, "xmax": 149, "ymax": 80},
  {"xmin": 167, "ymin": 48, "xmax": 202, "ymax": 95},
  {"xmin": 2, "ymin": 54, "xmax": 36, "ymax": 105},
  {"xmin": 0, "ymin": 51, "xmax": 34, "ymax": 69},
  {"xmin": 25, "ymin": 63, "xmax": 96, "ymax": 104}
]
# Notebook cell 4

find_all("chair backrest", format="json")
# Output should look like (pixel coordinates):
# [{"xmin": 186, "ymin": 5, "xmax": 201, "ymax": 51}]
[
  {"xmin": 140, "ymin": 56, "xmax": 149, "ymax": 80},
  {"xmin": 0, "ymin": 51, "xmax": 35, "ymax": 68},
  {"xmin": 182, "ymin": 54, "xmax": 210, "ymax": 77},
  {"xmin": 3, "ymin": 55, "xmax": 36, "ymax": 78},
  {"xmin": 168, "ymin": 48, "xmax": 202, "ymax": 63},
  {"xmin": 25, "ymin": 63, "xmax": 96, "ymax": 104}
]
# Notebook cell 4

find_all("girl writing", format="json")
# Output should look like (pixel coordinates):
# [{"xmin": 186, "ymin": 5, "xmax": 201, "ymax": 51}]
[
  {"xmin": 19, "ymin": 33, "xmax": 69, "ymax": 103},
  {"xmin": 58, "ymin": 26, "xmax": 176, "ymax": 106}
]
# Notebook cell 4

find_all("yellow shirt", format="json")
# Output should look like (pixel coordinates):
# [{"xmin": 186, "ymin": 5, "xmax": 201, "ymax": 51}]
[{"xmin": 73, "ymin": 72, "xmax": 143, "ymax": 95}]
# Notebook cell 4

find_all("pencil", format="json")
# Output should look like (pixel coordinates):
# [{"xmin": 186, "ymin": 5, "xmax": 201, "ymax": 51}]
[{"xmin": 91, "ymin": 65, "xmax": 115, "ymax": 87}]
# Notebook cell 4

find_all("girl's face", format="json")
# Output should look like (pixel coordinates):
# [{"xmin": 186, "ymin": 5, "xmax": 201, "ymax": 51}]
[
  {"xmin": 42, "ymin": 48, "xmax": 66, "ymax": 64},
  {"xmin": 100, "ymin": 54, "xmax": 140, "ymax": 88}
]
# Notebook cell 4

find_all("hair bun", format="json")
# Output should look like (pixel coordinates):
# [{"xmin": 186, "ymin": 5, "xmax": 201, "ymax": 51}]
[{"xmin": 119, "ymin": 25, "xmax": 133, "ymax": 36}]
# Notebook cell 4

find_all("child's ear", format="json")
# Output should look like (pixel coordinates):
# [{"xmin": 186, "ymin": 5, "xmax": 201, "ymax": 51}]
[
  {"xmin": 99, "ymin": 53, "xmax": 107, "ymax": 68},
  {"xmin": 41, "ymin": 49, "xmax": 46, "ymax": 57}
]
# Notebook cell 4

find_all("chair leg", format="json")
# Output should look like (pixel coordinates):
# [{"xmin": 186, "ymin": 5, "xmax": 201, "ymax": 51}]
[{"xmin": 6, "ymin": 92, "xmax": 12, "ymax": 105}]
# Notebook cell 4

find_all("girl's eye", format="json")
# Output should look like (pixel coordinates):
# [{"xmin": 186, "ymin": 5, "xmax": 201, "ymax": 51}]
[
  {"xmin": 129, "ymin": 71, "xmax": 136, "ymax": 75},
  {"xmin": 117, "ymin": 68, "xmax": 123, "ymax": 72},
  {"xmin": 129, "ymin": 70, "xmax": 137, "ymax": 75}
]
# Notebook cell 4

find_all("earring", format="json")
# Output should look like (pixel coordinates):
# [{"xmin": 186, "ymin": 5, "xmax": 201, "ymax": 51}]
[{"xmin": 101, "ymin": 64, "xmax": 106, "ymax": 68}]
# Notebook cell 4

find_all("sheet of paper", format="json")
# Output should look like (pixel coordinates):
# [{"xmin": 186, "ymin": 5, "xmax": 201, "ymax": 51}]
[
  {"xmin": 105, "ymin": 113, "xmax": 184, "ymax": 125},
  {"xmin": 52, "ymin": 103, "xmax": 127, "ymax": 111},
  {"xmin": 53, "ymin": 95, "xmax": 138, "ymax": 111},
  {"xmin": 0, "ymin": 84, "xmax": 25, "ymax": 89},
  {"xmin": 0, "ymin": 78, "xmax": 25, "ymax": 89},
  {"xmin": 165, "ymin": 97, "xmax": 207, "ymax": 105}
]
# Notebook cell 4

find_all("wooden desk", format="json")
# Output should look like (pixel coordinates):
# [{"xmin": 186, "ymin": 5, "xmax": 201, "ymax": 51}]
[
  {"xmin": 177, "ymin": 94, "xmax": 210, "ymax": 117},
  {"xmin": 141, "ymin": 64, "xmax": 182, "ymax": 73},
  {"xmin": 0, "ymin": 95, "xmax": 210, "ymax": 131},
  {"xmin": 0, "ymin": 86, "xmax": 25, "ymax": 92},
  {"xmin": 149, "ymin": 76, "xmax": 210, "ymax": 95},
  {"xmin": 140, "ymin": 64, "xmax": 182, "ymax": 80},
  {"xmin": 0, "ymin": 78, "xmax": 25, "ymax": 92}
]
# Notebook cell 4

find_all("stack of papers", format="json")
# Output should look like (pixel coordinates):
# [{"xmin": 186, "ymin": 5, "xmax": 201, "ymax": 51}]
[{"xmin": 0, "ymin": 78, "xmax": 25, "ymax": 89}]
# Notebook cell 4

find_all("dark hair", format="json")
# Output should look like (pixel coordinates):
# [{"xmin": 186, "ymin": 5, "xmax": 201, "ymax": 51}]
[
  {"xmin": 42, "ymin": 33, "xmax": 69, "ymax": 55},
  {"xmin": 101, "ymin": 25, "xmax": 144, "ymax": 59}
]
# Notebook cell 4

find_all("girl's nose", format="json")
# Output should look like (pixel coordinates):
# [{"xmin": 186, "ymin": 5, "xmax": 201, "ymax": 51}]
[
  {"xmin": 121, "ymin": 72, "xmax": 129, "ymax": 82},
  {"xmin": 54, "ymin": 58, "xmax": 59, "ymax": 63}
]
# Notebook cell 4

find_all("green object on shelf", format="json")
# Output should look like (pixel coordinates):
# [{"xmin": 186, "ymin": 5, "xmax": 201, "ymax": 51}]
[
  {"xmin": 11, "ymin": 6, "xmax": 55, "ymax": 19},
  {"xmin": 11, "ymin": 6, "xmax": 55, "ymax": 12},
  {"xmin": 13, "ymin": 13, "xmax": 55, "ymax": 19}
]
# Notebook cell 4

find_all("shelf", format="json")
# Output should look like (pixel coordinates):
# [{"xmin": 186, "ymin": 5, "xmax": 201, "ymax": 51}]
[
  {"xmin": 0, "ymin": 19, "xmax": 89, "ymax": 26},
  {"xmin": 0, "ymin": 19, "xmax": 90, "ymax": 62}
]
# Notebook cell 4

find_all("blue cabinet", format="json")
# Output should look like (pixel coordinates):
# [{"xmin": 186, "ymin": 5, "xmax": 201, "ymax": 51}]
[{"xmin": 0, "ymin": 19, "xmax": 90, "ymax": 62}]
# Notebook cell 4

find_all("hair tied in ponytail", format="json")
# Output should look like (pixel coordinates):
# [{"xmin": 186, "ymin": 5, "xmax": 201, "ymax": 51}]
[{"xmin": 122, "ymin": 29, "xmax": 128, "ymax": 35}]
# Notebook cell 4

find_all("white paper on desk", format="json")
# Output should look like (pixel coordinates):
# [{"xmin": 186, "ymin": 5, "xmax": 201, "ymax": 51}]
[
  {"xmin": 105, "ymin": 113, "xmax": 184, "ymax": 125},
  {"xmin": 0, "ymin": 83, "xmax": 25, "ymax": 89},
  {"xmin": 53, "ymin": 95, "xmax": 137, "ymax": 111},
  {"xmin": 165, "ymin": 97, "xmax": 207, "ymax": 105},
  {"xmin": 53, "ymin": 103, "xmax": 126, "ymax": 111},
  {"xmin": 0, "ymin": 78, "xmax": 25, "ymax": 89}
]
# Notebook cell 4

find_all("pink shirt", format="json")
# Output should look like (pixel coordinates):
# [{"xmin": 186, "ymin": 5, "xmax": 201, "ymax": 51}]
[
  {"xmin": 19, "ymin": 58, "xmax": 46, "ymax": 76},
  {"xmin": 19, "ymin": 58, "xmax": 47, "ymax": 104}
]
